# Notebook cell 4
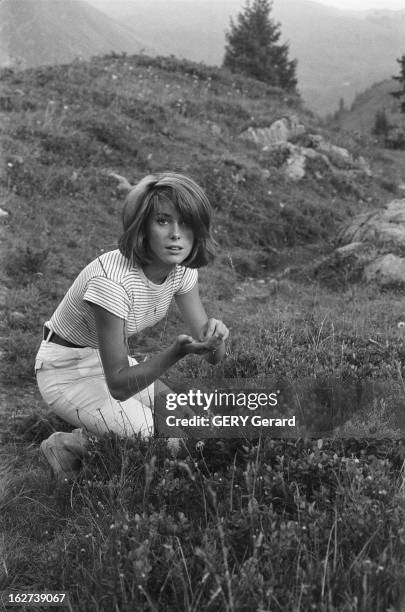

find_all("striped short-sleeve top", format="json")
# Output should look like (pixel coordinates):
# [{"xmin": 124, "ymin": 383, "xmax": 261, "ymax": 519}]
[{"xmin": 46, "ymin": 249, "xmax": 198, "ymax": 348}]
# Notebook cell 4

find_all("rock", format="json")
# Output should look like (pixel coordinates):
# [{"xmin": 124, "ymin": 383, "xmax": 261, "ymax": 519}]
[
  {"xmin": 206, "ymin": 121, "xmax": 222, "ymax": 137},
  {"xmin": 335, "ymin": 242, "xmax": 367, "ymax": 258},
  {"xmin": 283, "ymin": 147, "xmax": 306, "ymax": 181},
  {"xmin": 317, "ymin": 199, "xmax": 405, "ymax": 289},
  {"xmin": 364, "ymin": 254, "xmax": 405, "ymax": 287},
  {"xmin": 0, "ymin": 208, "xmax": 9, "ymax": 218},
  {"xmin": 339, "ymin": 199, "xmax": 405, "ymax": 249},
  {"xmin": 10, "ymin": 311, "xmax": 26, "ymax": 323},
  {"xmin": 313, "ymin": 241, "xmax": 376, "ymax": 287},
  {"xmin": 261, "ymin": 138, "xmax": 370, "ymax": 182},
  {"xmin": 297, "ymin": 139, "xmax": 371, "ymax": 181},
  {"xmin": 240, "ymin": 115, "xmax": 305, "ymax": 147},
  {"xmin": 308, "ymin": 135, "xmax": 372, "ymax": 176},
  {"xmin": 241, "ymin": 120, "xmax": 371, "ymax": 182},
  {"xmin": 357, "ymin": 156, "xmax": 373, "ymax": 177}
]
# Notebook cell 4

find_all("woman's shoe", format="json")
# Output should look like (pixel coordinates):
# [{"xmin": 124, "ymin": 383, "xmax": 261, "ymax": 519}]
[{"xmin": 40, "ymin": 428, "xmax": 89, "ymax": 481}]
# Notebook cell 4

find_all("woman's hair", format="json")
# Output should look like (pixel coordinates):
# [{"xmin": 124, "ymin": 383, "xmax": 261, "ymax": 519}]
[{"xmin": 118, "ymin": 172, "xmax": 215, "ymax": 268}]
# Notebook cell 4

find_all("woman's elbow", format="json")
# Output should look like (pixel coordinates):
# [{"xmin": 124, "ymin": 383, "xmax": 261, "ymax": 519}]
[
  {"xmin": 104, "ymin": 366, "xmax": 132, "ymax": 402},
  {"xmin": 108, "ymin": 380, "xmax": 129, "ymax": 402},
  {"xmin": 106, "ymin": 367, "xmax": 148, "ymax": 402}
]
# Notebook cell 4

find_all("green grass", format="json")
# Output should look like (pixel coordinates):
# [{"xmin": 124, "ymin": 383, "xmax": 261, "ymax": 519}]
[{"xmin": 0, "ymin": 53, "xmax": 405, "ymax": 610}]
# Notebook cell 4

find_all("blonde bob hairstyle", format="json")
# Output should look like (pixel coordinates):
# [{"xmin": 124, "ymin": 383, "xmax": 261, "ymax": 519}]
[{"xmin": 118, "ymin": 172, "xmax": 215, "ymax": 268}]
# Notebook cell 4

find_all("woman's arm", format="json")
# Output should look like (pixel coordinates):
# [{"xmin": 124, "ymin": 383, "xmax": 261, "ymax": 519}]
[
  {"xmin": 91, "ymin": 303, "xmax": 220, "ymax": 401},
  {"xmin": 175, "ymin": 283, "xmax": 229, "ymax": 365}
]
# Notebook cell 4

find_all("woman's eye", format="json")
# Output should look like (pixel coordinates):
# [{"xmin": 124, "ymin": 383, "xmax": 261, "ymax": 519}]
[{"xmin": 156, "ymin": 217, "xmax": 168, "ymax": 224}]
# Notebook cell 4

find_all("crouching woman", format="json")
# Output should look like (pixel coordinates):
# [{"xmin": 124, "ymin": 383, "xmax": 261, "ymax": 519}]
[{"xmin": 35, "ymin": 172, "xmax": 229, "ymax": 479}]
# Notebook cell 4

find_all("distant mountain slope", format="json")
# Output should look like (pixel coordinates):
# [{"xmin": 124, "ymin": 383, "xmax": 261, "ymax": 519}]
[
  {"xmin": 87, "ymin": 0, "xmax": 405, "ymax": 116},
  {"xmin": 338, "ymin": 79, "xmax": 405, "ymax": 134},
  {"xmin": 274, "ymin": 1, "xmax": 405, "ymax": 117},
  {"xmin": 0, "ymin": 0, "xmax": 152, "ymax": 69}
]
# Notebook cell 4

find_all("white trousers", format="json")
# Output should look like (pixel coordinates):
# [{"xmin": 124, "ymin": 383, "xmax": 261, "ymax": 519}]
[{"xmin": 35, "ymin": 340, "xmax": 155, "ymax": 438}]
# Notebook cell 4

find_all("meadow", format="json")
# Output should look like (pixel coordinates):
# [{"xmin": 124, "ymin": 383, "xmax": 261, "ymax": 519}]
[{"xmin": 0, "ymin": 53, "xmax": 404, "ymax": 611}]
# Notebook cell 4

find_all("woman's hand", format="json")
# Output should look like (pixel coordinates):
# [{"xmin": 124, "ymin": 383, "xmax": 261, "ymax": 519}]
[
  {"xmin": 174, "ymin": 334, "xmax": 220, "ymax": 357},
  {"xmin": 199, "ymin": 318, "xmax": 229, "ymax": 364},
  {"xmin": 198, "ymin": 318, "xmax": 229, "ymax": 344}
]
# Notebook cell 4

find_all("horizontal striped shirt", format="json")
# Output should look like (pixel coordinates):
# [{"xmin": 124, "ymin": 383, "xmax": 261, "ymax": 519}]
[{"xmin": 46, "ymin": 249, "xmax": 198, "ymax": 348}]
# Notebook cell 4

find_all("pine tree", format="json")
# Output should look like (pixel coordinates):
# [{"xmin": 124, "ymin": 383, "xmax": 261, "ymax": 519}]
[
  {"xmin": 373, "ymin": 108, "xmax": 390, "ymax": 137},
  {"xmin": 223, "ymin": 0, "xmax": 297, "ymax": 92},
  {"xmin": 391, "ymin": 54, "xmax": 405, "ymax": 113}
]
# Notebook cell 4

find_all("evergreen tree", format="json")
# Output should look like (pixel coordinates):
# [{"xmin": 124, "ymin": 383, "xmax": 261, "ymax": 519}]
[
  {"xmin": 223, "ymin": 0, "xmax": 297, "ymax": 92},
  {"xmin": 391, "ymin": 54, "xmax": 405, "ymax": 113},
  {"xmin": 373, "ymin": 108, "xmax": 390, "ymax": 137}
]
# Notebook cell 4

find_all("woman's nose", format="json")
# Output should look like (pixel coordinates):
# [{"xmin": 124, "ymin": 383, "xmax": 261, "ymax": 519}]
[{"xmin": 170, "ymin": 222, "xmax": 181, "ymax": 239}]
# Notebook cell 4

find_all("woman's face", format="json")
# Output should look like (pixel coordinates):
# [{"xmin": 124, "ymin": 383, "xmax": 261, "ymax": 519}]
[{"xmin": 146, "ymin": 199, "xmax": 194, "ymax": 269}]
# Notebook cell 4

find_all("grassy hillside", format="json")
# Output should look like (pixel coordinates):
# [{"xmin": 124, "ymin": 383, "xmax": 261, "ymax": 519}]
[
  {"xmin": 2, "ymin": 52, "xmax": 400, "ymax": 385},
  {"xmin": 1, "ymin": 54, "xmax": 405, "ymax": 610},
  {"xmin": 87, "ymin": 0, "xmax": 405, "ymax": 116}
]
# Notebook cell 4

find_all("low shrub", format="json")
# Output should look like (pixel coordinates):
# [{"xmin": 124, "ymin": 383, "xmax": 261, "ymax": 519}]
[
  {"xmin": 5, "ymin": 245, "xmax": 49, "ymax": 283},
  {"xmin": 2, "ymin": 330, "xmax": 39, "ymax": 385}
]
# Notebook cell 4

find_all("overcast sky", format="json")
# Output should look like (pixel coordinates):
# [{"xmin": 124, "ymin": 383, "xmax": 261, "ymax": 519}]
[
  {"xmin": 90, "ymin": 0, "xmax": 405, "ymax": 7},
  {"xmin": 310, "ymin": 0, "xmax": 405, "ymax": 9}
]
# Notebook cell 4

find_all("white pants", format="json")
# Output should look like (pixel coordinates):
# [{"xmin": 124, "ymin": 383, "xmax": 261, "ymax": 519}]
[{"xmin": 35, "ymin": 340, "xmax": 155, "ymax": 438}]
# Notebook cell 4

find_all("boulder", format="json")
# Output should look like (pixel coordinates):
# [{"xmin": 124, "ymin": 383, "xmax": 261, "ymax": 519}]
[
  {"xmin": 308, "ymin": 135, "xmax": 372, "ymax": 176},
  {"xmin": 339, "ymin": 199, "xmax": 405, "ymax": 249},
  {"xmin": 241, "ymin": 119, "xmax": 372, "ymax": 182},
  {"xmin": 282, "ymin": 146, "xmax": 306, "ymax": 180},
  {"xmin": 313, "ymin": 241, "xmax": 376, "ymax": 287},
  {"xmin": 240, "ymin": 115, "xmax": 305, "ymax": 147},
  {"xmin": 364, "ymin": 254, "xmax": 405, "ymax": 286},
  {"xmin": 316, "ymin": 199, "xmax": 405, "ymax": 289},
  {"xmin": 259, "ymin": 138, "xmax": 370, "ymax": 182}
]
